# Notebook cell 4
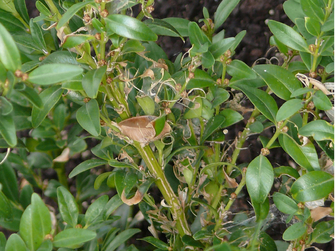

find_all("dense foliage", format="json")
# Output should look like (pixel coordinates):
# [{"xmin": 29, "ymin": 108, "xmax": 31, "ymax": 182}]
[{"xmin": 0, "ymin": 0, "xmax": 333, "ymax": 250}]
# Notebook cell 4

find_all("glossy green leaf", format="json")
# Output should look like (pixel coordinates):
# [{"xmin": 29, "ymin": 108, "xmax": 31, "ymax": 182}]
[
  {"xmin": 69, "ymin": 159, "xmax": 107, "ymax": 178},
  {"xmin": 36, "ymin": 240, "xmax": 52, "ymax": 251},
  {"xmin": 279, "ymin": 134, "xmax": 320, "ymax": 171},
  {"xmin": 105, "ymin": 14, "xmax": 157, "ymax": 41},
  {"xmin": 19, "ymin": 184, "xmax": 33, "ymax": 209},
  {"xmin": 283, "ymin": 0, "xmax": 305, "ymax": 24},
  {"xmin": 253, "ymin": 197, "xmax": 270, "ymax": 221},
  {"xmin": 299, "ymin": 120, "xmax": 334, "ymax": 141},
  {"xmin": 0, "ymin": 232, "xmax": 6, "ymax": 250},
  {"xmin": 253, "ymin": 64, "xmax": 302, "ymax": 100},
  {"xmin": 29, "ymin": 64, "xmax": 83, "ymax": 85},
  {"xmin": 274, "ymin": 166, "xmax": 300, "ymax": 179},
  {"xmin": 30, "ymin": 19, "xmax": 47, "ymax": 52},
  {"xmin": 218, "ymin": 109, "xmax": 243, "ymax": 128},
  {"xmin": 137, "ymin": 96, "xmax": 155, "ymax": 115},
  {"xmin": 104, "ymin": 229, "xmax": 141, "ymax": 251},
  {"xmin": 91, "ymin": 18, "xmax": 105, "ymax": 33},
  {"xmin": 209, "ymin": 37, "xmax": 235, "ymax": 59},
  {"xmin": 322, "ymin": 11, "xmax": 334, "ymax": 31},
  {"xmin": 291, "ymin": 171, "xmax": 334, "ymax": 202},
  {"xmin": 31, "ymin": 85, "xmax": 63, "ymax": 128},
  {"xmin": 0, "ymin": 161, "xmax": 19, "ymax": 202},
  {"xmin": 290, "ymin": 87, "xmax": 313, "ymax": 97},
  {"xmin": 259, "ymin": 135, "xmax": 281, "ymax": 149},
  {"xmin": 283, "ymin": 222, "xmax": 307, "ymax": 241},
  {"xmin": 182, "ymin": 235, "xmax": 204, "ymax": 248},
  {"xmin": 82, "ymin": 66, "xmax": 106, "ymax": 98},
  {"xmin": 202, "ymin": 51, "xmax": 215, "ymax": 68},
  {"xmin": 56, "ymin": 0, "xmax": 94, "ymax": 29},
  {"xmin": 145, "ymin": 19, "xmax": 183, "ymax": 40},
  {"xmin": 313, "ymin": 90, "xmax": 332, "ymax": 110},
  {"xmin": 19, "ymin": 194, "xmax": 52, "ymax": 251},
  {"xmin": 246, "ymin": 155, "xmax": 274, "ymax": 203},
  {"xmin": 212, "ymin": 89, "xmax": 230, "ymax": 108},
  {"xmin": 276, "ymin": 99, "xmax": 304, "ymax": 121},
  {"xmin": 104, "ymin": 194, "xmax": 123, "ymax": 218},
  {"xmin": 94, "ymin": 172, "xmax": 112, "ymax": 190},
  {"xmin": 162, "ymin": 17, "xmax": 190, "ymax": 37},
  {"xmin": 301, "ymin": 0, "xmax": 325, "ymax": 23},
  {"xmin": 201, "ymin": 115, "xmax": 225, "ymax": 144},
  {"xmin": 311, "ymin": 221, "xmax": 334, "ymax": 244},
  {"xmin": 85, "ymin": 195, "xmax": 108, "ymax": 226},
  {"xmin": 305, "ymin": 17, "xmax": 321, "ymax": 36},
  {"xmin": 188, "ymin": 21, "xmax": 210, "ymax": 49},
  {"xmin": 0, "ymin": 111, "xmax": 16, "ymax": 147},
  {"xmin": 14, "ymin": 0, "xmax": 29, "ymax": 24},
  {"xmin": 230, "ymin": 82, "xmax": 278, "ymax": 123},
  {"xmin": 139, "ymin": 236, "xmax": 169, "ymax": 250},
  {"xmin": 227, "ymin": 60, "xmax": 258, "ymax": 82},
  {"xmin": 187, "ymin": 69, "xmax": 216, "ymax": 89},
  {"xmin": 5, "ymin": 234, "xmax": 27, "ymax": 251},
  {"xmin": 0, "ymin": 191, "xmax": 12, "ymax": 221},
  {"xmin": 122, "ymin": 39, "xmax": 145, "ymax": 53},
  {"xmin": 14, "ymin": 83, "xmax": 43, "ymax": 109},
  {"xmin": 76, "ymin": 99, "xmax": 101, "ymax": 136},
  {"xmin": 273, "ymin": 192, "xmax": 299, "ymax": 215},
  {"xmin": 0, "ymin": 23, "xmax": 21, "ymax": 71},
  {"xmin": 0, "ymin": 96, "xmax": 12, "ymax": 115},
  {"xmin": 53, "ymin": 228, "xmax": 96, "ymax": 248},
  {"xmin": 268, "ymin": 20, "xmax": 309, "ymax": 52},
  {"xmin": 53, "ymin": 104, "xmax": 66, "ymax": 130},
  {"xmin": 214, "ymin": 0, "xmax": 240, "ymax": 30},
  {"xmin": 35, "ymin": 1, "xmax": 51, "ymax": 17},
  {"xmin": 184, "ymin": 97, "xmax": 202, "ymax": 119},
  {"xmin": 62, "ymin": 34, "xmax": 95, "ymax": 49},
  {"xmin": 57, "ymin": 187, "xmax": 78, "ymax": 227}
]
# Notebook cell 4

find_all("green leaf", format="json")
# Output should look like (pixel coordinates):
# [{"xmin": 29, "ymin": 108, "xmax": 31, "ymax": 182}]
[
  {"xmin": 301, "ymin": 0, "xmax": 325, "ymax": 23},
  {"xmin": 311, "ymin": 221, "xmax": 334, "ymax": 244},
  {"xmin": 202, "ymin": 51, "xmax": 215, "ymax": 68},
  {"xmin": 0, "ymin": 96, "xmax": 12, "ymax": 115},
  {"xmin": 19, "ymin": 194, "xmax": 52, "ymax": 251},
  {"xmin": 305, "ymin": 17, "xmax": 321, "ymax": 37},
  {"xmin": 208, "ymin": 37, "xmax": 235, "ymax": 59},
  {"xmin": 0, "ymin": 232, "xmax": 6, "ymax": 251},
  {"xmin": 139, "ymin": 236, "xmax": 169, "ymax": 250},
  {"xmin": 219, "ymin": 109, "xmax": 243, "ymax": 128},
  {"xmin": 57, "ymin": 187, "xmax": 78, "ymax": 227},
  {"xmin": 85, "ymin": 195, "xmax": 108, "ymax": 226},
  {"xmin": 76, "ymin": 99, "xmax": 101, "ymax": 136},
  {"xmin": 283, "ymin": 222, "xmax": 307, "ymax": 241},
  {"xmin": 290, "ymin": 171, "xmax": 334, "ymax": 202},
  {"xmin": 252, "ymin": 197, "xmax": 270, "ymax": 221},
  {"xmin": 162, "ymin": 17, "xmax": 190, "ymax": 37},
  {"xmin": 0, "ymin": 23, "xmax": 21, "ymax": 71},
  {"xmin": 279, "ymin": 134, "xmax": 320, "ymax": 171},
  {"xmin": 246, "ymin": 155, "xmax": 274, "ymax": 203},
  {"xmin": 313, "ymin": 90, "xmax": 332, "ymax": 110},
  {"xmin": 19, "ymin": 184, "xmax": 33, "ymax": 209},
  {"xmin": 253, "ymin": 64, "xmax": 302, "ymax": 100},
  {"xmin": 69, "ymin": 159, "xmax": 107, "ymax": 178},
  {"xmin": 35, "ymin": 1, "xmax": 51, "ymax": 17},
  {"xmin": 36, "ymin": 240, "xmax": 52, "ymax": 251},
  {"xmin": 0, "ymin": 191, "xmax": 12, "ymax": 221},
  {"xmin": 211, "ymin": 89, "xmax": 230, "ymax": 109},
  {"xmin": 283, "ymin": 0, "xmax": 305, "ymax": 24},
  {"xmin": 5, "ymin": 234, "xmax": 27, "ymax": 251},
  {"xmin": 0, "ymin": 110, "xmax": 16, "ymax": 147},
  {"xmin": 0, "ymin": 161, "xmax": 19, "ymax": 202},
  {"xmin": 31, "ymin": 85, "xmax": 63, "ymax": 128},
  {"xmin": 184, "ymin": 97, "xmax": 202, "ymax": 119},
  {"xmin": 230, "ymin": 82, "xmax": 278, "ymax": 123},
  {"xmin": 182, "ymin": 235, "xmax": 204, "ymax": 248},
  {"xmin": 28, "ymin": 64, "xmax": 83, "ymax": 85},
  {"xmin": 259, "ymin": 135, "xmax": 281, "ymax": 149},
  {"xmin": 56, "ymin": 0, "xmax": 94, "ymax": 29},
  {"xmin": 82, "ymin": 66, "xmax": 106, "ymax": 98},
  {"xmin": 299, "ymin": 120, "xmax": 334, "ymax": 141},
  {"xmin": 273, "ymin": 192, "xmax": 299, "ymax": 215},
  {"xmin": 14, "ymin": 0, "xmax": 29, "ymax": 24},
  {"xmin": 188, "ymin": 22, "xmax": 211, "ymax": 50},
  {"xmin": 14, "ymin": 83, "xmax": 43, "ymax": 109},
  {"xmin": 214, "ymin": 0, "xmax": 240, "ymax": 30},
  {"xmin": 53, "ymin": 228, "xmax": 96, "ymax": 248},
  {"xmin": 274, "ymin": 166, "xmax": 300, "ymax": 179},
  {"xmin": 103, "ymin": 228, "xmax": 140, "ymax": 251},
  {"xmin": 62, "ymin": 34, "xmax": 95, "ymax": 49},
  {"xmin": 201, "ymin": 115, "xmax": 225, "ymax": 144},
  {"xmin": 53, "ymin": 104, "xmax": 66, "ymax": 130},
  {"xmin": 144, "ymin": 19, "xmax": 184, "ymax": 40},
  {"xmin": 276, "ymin": 99, "xmax": 304, "ymax": 121},
  {"xmin": 187, "ymin": 69, "xmax": 216, "ymax": 89},
  {"xmin": 30, "ymin": 19, "xmax": 47, "ymax": 52},
  {"xmin": 122, "ymin": 39, "xmax": 145, "ymax": 53},
  {"xmin": 104, "ymin": 194, "xmax": 123, "ymax": 218},
  {"xmin": 105, "ymin": 14, "xmax": 157, "ymax": 41},
  {"xmin": 137, "ymin": 96, "xmax": 155, "ymax": 115},
  {"xmin": 227, "ymin": 60, "xmax": 258, "ymax": 82},
  {"xmin": 0, "ymin": 9, "xmax": 26, "ymax": 34},
  {"xmin": 268, "ymin": 20, "xmax": 309, "ymax": 52}
]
